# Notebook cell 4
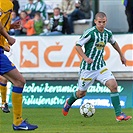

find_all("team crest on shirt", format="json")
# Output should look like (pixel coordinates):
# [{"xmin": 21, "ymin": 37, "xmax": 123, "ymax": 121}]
[{"xmin": 95, "ymin": 41, "xmax": 105, "ymax": 50}]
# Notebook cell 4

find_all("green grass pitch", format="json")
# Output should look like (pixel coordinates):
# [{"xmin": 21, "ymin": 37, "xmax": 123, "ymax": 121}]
[{"xmin": 0, "ymin": 108, "xmax": 132, "ymax": 133}]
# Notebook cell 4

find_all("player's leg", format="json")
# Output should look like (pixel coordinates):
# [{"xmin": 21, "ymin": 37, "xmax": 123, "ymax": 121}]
[
  {"xmin": 3, "ymin": 68, "xmax": 25, "ymax": 126},
  {"xmin": 97, "ymin": 67, "xmax": 132, "ymax": 121},
  {"xmin": 106, "ymin": 79, "xmax": 132, "ymax": 121},
  {"xmin": 0, "ymin": 75, "xmax": 10, "ymax": 113},
  {"xmin": 62, "ymin": 90, "xmax": 87, "ymax": 116},
  {"xmin": 62, "ymin": 69, "xmax": 96, "ymax": 116},
  {"xmin": 3, "ymin": 68, "xmax": 38, "ymax": 130},
  {"xmin": 0, "ymin": 51, "xmax": 38, "ymax": 130}
]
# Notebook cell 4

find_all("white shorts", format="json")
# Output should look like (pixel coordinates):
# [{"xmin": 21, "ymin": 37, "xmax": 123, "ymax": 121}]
[{"xmin": 78, "ymin": 66, "xmax": 115, "ymax": 91}]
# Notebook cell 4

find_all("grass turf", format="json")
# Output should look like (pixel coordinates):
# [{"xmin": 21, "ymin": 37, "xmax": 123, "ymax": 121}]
[{"xmin": 0, "ymin": 108, "xmax": 132, "ymax": 133}]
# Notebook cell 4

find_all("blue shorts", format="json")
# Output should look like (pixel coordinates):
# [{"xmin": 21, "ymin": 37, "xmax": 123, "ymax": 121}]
[{"xmin": 0, "ymin": 47, "xmax": 16, "ymax": 75}]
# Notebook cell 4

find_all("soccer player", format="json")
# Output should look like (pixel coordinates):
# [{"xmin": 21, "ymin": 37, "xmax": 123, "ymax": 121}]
[
  {"xmin": 0, "ymin": 0, "xmax": 38, "ymax": 130},
  {"xmin": 0, "ymin": 37, "xmax": 13, "ymax": 113},
  {"xmin": 62, "ymin": 12, "xmax": 132, "ymax": 121},
  {"xmin": 0, "ymin": 75, "xmax": 10, "ymax": 113}
]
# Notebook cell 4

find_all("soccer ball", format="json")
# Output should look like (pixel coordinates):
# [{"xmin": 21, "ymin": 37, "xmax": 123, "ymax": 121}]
[{"xmin": 80, "ymin": 102, "xmax": 95, "ymax": 118}]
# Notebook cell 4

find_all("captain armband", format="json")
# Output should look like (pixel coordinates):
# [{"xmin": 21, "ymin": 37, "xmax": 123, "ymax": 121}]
[{"xmin": 111, "ymin": 41, "xmax": 116, "ymax": 45}]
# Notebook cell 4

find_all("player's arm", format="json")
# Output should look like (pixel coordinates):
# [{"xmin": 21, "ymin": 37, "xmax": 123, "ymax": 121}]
[
  {"xmin": 0, "ymin": 21, "xmax": 10, "ymax": 40},
  {"xmin": 76, "ymin": 45, "xmax": 87, "ymax": 60},
  {"xmin": 109, "ymin": 34, "xmax": 126, "ymax": 66},
  {"xmin": 75, "ymin": 45, "xmax": 93, "ymax": 64},
  {"xmin": 75, "ymin": 34, "xmax": 93, "ymax": 64},
  {"xmin": 112, "ymin": 42, "xmax": 126, "ymax": 66},
  {"xmin": 0, "ymin": 21, "xmax": 15, "ymax": 46}
]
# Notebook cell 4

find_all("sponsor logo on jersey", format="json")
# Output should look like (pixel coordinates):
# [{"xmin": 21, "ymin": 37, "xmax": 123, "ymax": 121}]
[
  {"xmin": 95, "ymin": 41, "xmax": 105, "ymax": 50},
  {"xmin": 81, "ymin": 78, "xmax": 92, "ymax": 81}
]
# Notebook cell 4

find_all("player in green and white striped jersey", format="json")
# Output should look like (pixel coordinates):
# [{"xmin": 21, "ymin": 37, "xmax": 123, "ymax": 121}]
[
  {"xmin": 77, "ymin": 26, "xmax": 114, "ymax": 70},
  {"xmin": 62, "ymin": 12, "xmax": 132, "ymax": 121}
]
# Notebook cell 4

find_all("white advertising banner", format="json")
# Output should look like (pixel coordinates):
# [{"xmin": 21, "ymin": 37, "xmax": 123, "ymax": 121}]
[{"xmin": 5, "ymin": 34, "xmax": 133, "ymax": 72}]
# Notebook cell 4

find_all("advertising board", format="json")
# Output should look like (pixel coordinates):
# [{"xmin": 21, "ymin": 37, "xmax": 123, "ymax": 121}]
[{"xmin": 2, "ymin": 80, "xmax": 132, "ymax": 108}]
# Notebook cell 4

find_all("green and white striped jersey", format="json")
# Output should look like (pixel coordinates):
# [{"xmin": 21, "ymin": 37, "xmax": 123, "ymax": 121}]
[
  {"xmin": 76, "ymin": 26, "xmax": 116, "ymax": 70},
  {"xmin": 24, "ymin": 3, "xmax": 36, "ymax": 11}
]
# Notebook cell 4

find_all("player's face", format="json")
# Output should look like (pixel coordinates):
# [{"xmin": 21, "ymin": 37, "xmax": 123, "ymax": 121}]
[{"xmin": 94, "ymin": 17, "xmax": 107, "ymax": 32}]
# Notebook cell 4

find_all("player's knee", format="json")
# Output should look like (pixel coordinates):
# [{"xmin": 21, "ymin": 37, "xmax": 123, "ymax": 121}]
[
  {"xmin": 109, "ymin": 83, "xmax": 118, "ymax": 92},
  {"xmin": 111, "ymin": 84, "xmax": 118, "ymax": 91},
  {"xmin": 0, "ymin": 76, "xmax": 8, "ymax": 84},
  {"xmin": 77, "ymin": 91, "xmax": 86, "ymax": 98},
  {"xmin": 106, "ymin": 79, "xmax": 118, "ymax": 92},
  {"xmin": 19, "ymin": 78, "xmax": 26, "ymax": 87},
  {"xmin": 13, "ymin": 78, "xmax": 26, "ymax": 88},
  {"xmin": 21, "ymin": 78, "xmax": 26, "ymax": 87}
]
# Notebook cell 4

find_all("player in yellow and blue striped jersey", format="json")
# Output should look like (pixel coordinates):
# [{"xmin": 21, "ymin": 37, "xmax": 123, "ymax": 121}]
[{"xmin": 0, "ymin": 0, "xmax": 38, "ymax": 130}]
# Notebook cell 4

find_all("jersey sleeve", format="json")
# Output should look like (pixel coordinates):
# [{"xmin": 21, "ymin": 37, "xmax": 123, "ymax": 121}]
[
  {"xmin": 76, "ymin": 34, "xmax": 91, "ymax": 47},
  {"xmin": 109, "ymin": 35, "xmax": 116, "ymax": 45}
]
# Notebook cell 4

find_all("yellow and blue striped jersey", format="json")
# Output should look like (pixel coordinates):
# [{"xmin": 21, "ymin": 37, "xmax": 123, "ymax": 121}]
[{"xmin": 0, "ymin": 0, "xmax": 13, "ymax": 49}]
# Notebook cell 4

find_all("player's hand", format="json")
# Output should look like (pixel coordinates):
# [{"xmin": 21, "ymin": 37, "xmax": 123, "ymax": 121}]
[
  {"xmin": 3, "ymin": 41, "xmax": 10, "ymax": 52},
  {"xmin": 7, "ymin": 36, "xmax": 16, "ymax": 46},
  {"xmin": 3, "ymin": 45, "xmax": 10, "ymax": 52},
  {"xmin": 85, "ymin": 57, "xmax": 93, "ymax": 64},
  {"xmin": 121, "ymin": 56, "xmax": 126, "ymax": 66}
]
